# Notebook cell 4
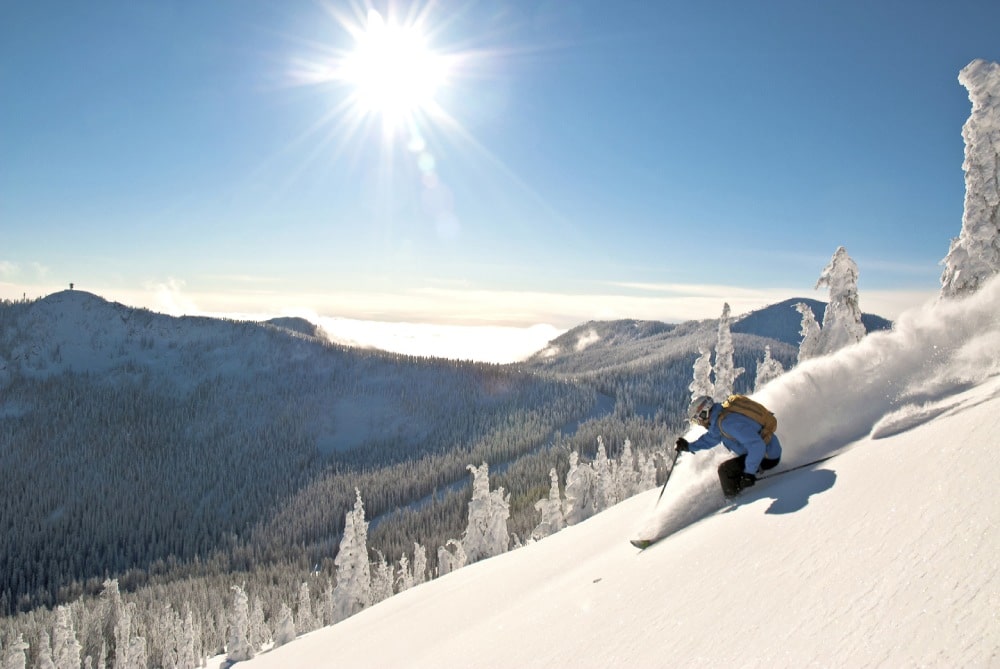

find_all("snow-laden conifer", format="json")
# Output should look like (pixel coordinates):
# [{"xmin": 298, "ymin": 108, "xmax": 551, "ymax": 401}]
[
  {"xmin": 320, "ymin": 580, "xmax": 335, "ymax": 627},
  {"xmin": 226, "ymin": 585, "xmax": 253, "ymax": 663},
  {"xmin": 51, "ymin": 605, "xmax": 81, "ymax": 669},
  {"xmin": 2, "ymin": 633, "xmax": 28, "ymax": 669},
  {"xmin": 689, "ymin": 345, "xmax": 714, "ymax": 400},
  {"xmin": 248, "ymin": 596, "xmax": 268, "ymax": 654},
  {"xmin": 295, "ymin": 582, "xmax": 315, "ymax": 635},
  {"xmin": 332, "ymin": 489, "xmax": 373, "ymax": 623},
  {"xmin": 562, "ymin": 451, "xmax": 597, "ymax": 525},
  {"xmin": 370, "ymin": 552, "xmax": 394, "ymax": 604},
  {"xmin": 412, "ymin": 543, "xmax": 428, "ymax": 585},
  {"xmin": 712, "ymin": 303, "xmax": 744, "ymax": 400},
  {"xmin": 177, "ymin": 610, "xmax": 197, "ymax": 669},
  {"xmin": 592, "ymin": 438, "xmax": 615, "ymax": 509},
  {"xmin": 396, "ymin": 554, "xmax": 414, "ymax": 593},
  {"xmin": 815, "ymin": 247, "xmax": 866, "ymax": 354},
  {"xmin": 795, "ymin": 303, "xmax": 822, "ymax": 361},
  {"xmin": 272, "ymin": 604, "xmax": 295, "ymax": 648},
  {"xmin": 35, "ymin": 632, "xmax": 54, "ymax": 669},
  {"xmin": 461, "ymin": 463, "xmax": 510, "ymax": 563},
  {"xmin": 754, "ymin": 345, "xmax": 785, "ymax": 391},
  {"xmin": 941, "ymin": 59, "xmax": 1000, "ymax": 298},
  {"xmin": 531, "ymin": 468, "xmax": 566, "ymax": 541},
  {"xmin": 436, "ymin": 539, "xmax": 467, "ymax": 576}
]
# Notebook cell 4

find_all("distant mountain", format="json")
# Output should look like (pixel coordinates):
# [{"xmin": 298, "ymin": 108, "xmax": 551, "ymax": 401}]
[
  {"xmin": 0, "ymin": 290, "xmax": 600, "ymax": 614},
  {"xmin": 731, "ymin": 297, "xmax": 892, "ymax": 346}
]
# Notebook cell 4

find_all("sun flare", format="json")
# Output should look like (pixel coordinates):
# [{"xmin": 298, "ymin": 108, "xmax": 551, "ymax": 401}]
[{"xmin": 341, "ymin": 9, "xmax": 449, "ymax": 130}]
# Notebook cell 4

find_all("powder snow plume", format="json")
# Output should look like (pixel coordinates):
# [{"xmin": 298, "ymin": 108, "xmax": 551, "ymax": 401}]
[{"xmin": 635, "ymin": 274, "xmax": 1000, "ymax": 542}]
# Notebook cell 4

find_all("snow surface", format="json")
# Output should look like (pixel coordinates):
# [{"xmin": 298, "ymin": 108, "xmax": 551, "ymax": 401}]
[{"xmin": 229, "ymin": 277, "xmax": 1000, "ymax": 668}]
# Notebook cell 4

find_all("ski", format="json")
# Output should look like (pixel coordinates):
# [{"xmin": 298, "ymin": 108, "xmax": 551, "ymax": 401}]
[{"xmin": 756, "ymin": 452, "xmax": 840, "ymax": 481}]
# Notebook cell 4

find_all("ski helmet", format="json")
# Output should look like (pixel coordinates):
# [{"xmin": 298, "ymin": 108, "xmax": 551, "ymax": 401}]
[{"xmin": 688, "ymin": 395, "xmax": 714, "ymax": 423}]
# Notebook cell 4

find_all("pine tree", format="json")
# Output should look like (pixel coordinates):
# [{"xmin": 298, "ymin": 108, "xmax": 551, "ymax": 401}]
[
  {"xmin": 35, "ymin": 633, "xmax": 54, "ymax": 669},
  {"xmin": 272, "ymin": 604, "xmax": 295, "ymax": 648},
  {"xmin": 461, "ymin": 463, "xmax": 510, "ymax": 563},
  {"xmin": 794, "ymin": 302, "xmax": 822, "ymax": 362},
  {"xmin": 226, "ymin": 585, "xmax": 253, "ymax": 663},
  {"xmin": 815, "ymin": 247, "xmax": 866, "ymax": 354},
  {"xmin": 412, "ymin": 543, "xmax": 428, "ymax": 585},
  {"xmin": 689, "ymin": 345, "xmax": 714, "ymax": 400},
  {"xmin": 3, "ymin": 634, "xmax": 28, "ymax": 669},
  {"xmin": 370, "ymin": 552, "xmax": 394, "ymax": 604},
  {"xmin": 396, "ymin": 554, "xmax": 414, "ymax": 593},
  {"xmin": 295, "ymin": 582, "xmax": 315, "ymax": 635},
  {"xmin": 712, "ymin": 303, "xmax": 744, "ymax": 400},
  {"xmin": 941, "ymin": 59, "xmax": 1000, "ymax": 298},
  {"xmin": 320, "ymin": 579, "xmax": 335, "ymax": 628},
  {"xmin": 248, "ymin": 596, "xmax": 268, "ymax": 653},
  {"xmin": 51, "ymin": 605, "xmax": 82, "ymax": 669},
  {"xmin": 177, "ymin": 610, "xmax": 197, "ymax": 669},
  {"xmin": 563, "ymin": 451, "xmax": 597, "ymax": 525},
  {"xmin": 436, "ymin": 539, "xmax": 467, "ymax": 576},
  {"xmin": 530, "ymin": 468, "xmax": 566, "ymax": 541},
  {"xmin": 754, "ymin": 345, "xmax": 785, "ymax": 391},
  {"xmin": 332, "ymin": 489, "xmax": 373, "ymax": 623}
]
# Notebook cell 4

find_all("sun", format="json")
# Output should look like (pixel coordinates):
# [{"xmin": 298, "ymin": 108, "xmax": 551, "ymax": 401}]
[{"xmin": 341, "ymin": 9, "xmax": 449, "ymax": 131}]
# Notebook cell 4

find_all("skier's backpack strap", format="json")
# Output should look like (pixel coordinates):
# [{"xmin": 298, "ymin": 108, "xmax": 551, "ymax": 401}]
[{"xmin": 718, "ymin": 394, "xmax": 777, "ymax": 444}]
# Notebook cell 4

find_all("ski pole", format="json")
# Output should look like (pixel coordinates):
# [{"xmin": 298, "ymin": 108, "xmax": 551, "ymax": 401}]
[{"xmin": 655, "ymin": 448, "xmax": 681, "ymax": 504}]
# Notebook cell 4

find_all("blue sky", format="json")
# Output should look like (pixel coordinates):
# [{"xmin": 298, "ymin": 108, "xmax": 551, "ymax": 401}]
[{"xmin": 2, "ymin": 0, "xmax": 998, "ymax": 330}]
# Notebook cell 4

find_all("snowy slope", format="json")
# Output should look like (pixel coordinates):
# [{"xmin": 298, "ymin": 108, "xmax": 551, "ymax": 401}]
[{"xmin": 237, "ymin": 277, "xmax": 1000, "ymax": 668}]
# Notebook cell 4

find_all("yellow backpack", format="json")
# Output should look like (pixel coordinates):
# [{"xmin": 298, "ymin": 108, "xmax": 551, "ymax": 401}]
[{"xmin": 718, "ymin": 395, "xmax": 777, "ymax": 444}]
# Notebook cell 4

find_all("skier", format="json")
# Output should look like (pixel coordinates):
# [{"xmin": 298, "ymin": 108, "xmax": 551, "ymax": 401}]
[{"xmin": 675, "ymin": 395, "xmax": 782, "ymax": 498}]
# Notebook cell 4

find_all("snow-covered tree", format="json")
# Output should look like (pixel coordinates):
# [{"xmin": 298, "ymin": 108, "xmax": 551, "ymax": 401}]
[
  {"xmin": 126, "ymin": 637, "xmax": 147, "ymax": 669},
  {"xmin": 51, "ymin": 605, "xmax": 81, "ymax": 669},
  {"xmin": 396, "ymin": 554, "xmax": 414, "ymax": 593},
  {"xmin": 35, "ymin": 633, "xmax": 54, "ymax": 669},
  {"xmin": 332, "ymin": 488, "xmax": 372, "ymax": 623},
  {"xmin": 712, "ymin": 303, "xmax": 744, "ymax": 400},
  {"xmin": 295, "ymin": 582, "xmax": 315, "ymax": 635},
  {"xmin": 177, "ymin": 610, "xmax": 197, "ymax": 669},
  {"xmin": 226, "ymin": 585, "xmax": 253, "ymax": 663},
  {"xmin": 436, "ymin": 539, "xmax": 466, "ymax": 576},
  {"xmin": 815, "ymin": 246, "xmax": 866, "ymax": 354},
  {"xmin": 272, "ymin": 604, "xmax": 295, "ymax": 648},
  {"xmin": 2, "ymin": 633, "xmax": 28, "ymax": 669},
  {"xmin": 370, "ymin": 552, "xmax": 394, "ymax": 604},
  {"xmin": 412, "ymin": 543, "xmax": 428, "ymax": 585},
  {"xmin": 320, "ymin": 580, "xmax": 335, "ymax": 628},
  {"xmin": 614, "ymin": 438, "xmax": 640, "ymax": 500},
  {"xmin": 531, "ymin": 468, "xmax": 566, "ymax": 541},
  {"xmin": 248, "ymin": 596, "xmax": 268, "ymax": 654},
  {"xmin": 461, "ymin": 462, "xmax": 510, "ymax": 562},
  {"xmin": 795, "ymin": 302, "xmax": 823, "ymax": 361},
  {"xmin": 941, "ymin": 59, "xmax": 1000, "ymax": 298},
  {"xmin": 689, "ymin": 345, "xmax": 714, "ymax": 400},
  {"xmin": 754, "ymin": 345, "xmax": 785, "ymax": 390},
  {"xmin": 592, "ymin": 438, "xmax": 615, "ymax": 509},
  {"xmin": 562, "ymin": 450, "xmax": 597, "ymax": 525},
  {"xmin": 114, "ymin": 602, "xmax": 137, "ymax": 669}
]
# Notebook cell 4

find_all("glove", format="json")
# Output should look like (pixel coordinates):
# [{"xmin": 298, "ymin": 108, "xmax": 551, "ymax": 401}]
[
  {"xmin": 675, "ymin": 438, "xmax": 689, "ymax": 453},
  {"xmin": 737, "ymin": 472, "xmax": 756, "ymax": 492}
]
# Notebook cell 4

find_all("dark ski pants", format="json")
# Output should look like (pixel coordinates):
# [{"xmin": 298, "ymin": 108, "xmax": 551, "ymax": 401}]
[{"xmin": 717, "ymin": 454, "xmax": 781, "ymax": 497}]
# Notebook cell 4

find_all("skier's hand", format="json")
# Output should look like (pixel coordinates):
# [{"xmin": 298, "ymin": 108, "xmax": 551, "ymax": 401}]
[
  {"xmin": 674, "ymin": 438, "xmax": 689, "ymax": 453},
  {"xmin": 737, "ymin": 472, "xmax": 756, "ymax": 492}
]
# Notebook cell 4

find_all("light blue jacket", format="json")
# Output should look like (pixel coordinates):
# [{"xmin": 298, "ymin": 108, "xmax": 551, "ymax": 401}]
[{"xmin": 688, "ymin": 403, "xmax": 782, "ymax": 475}]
